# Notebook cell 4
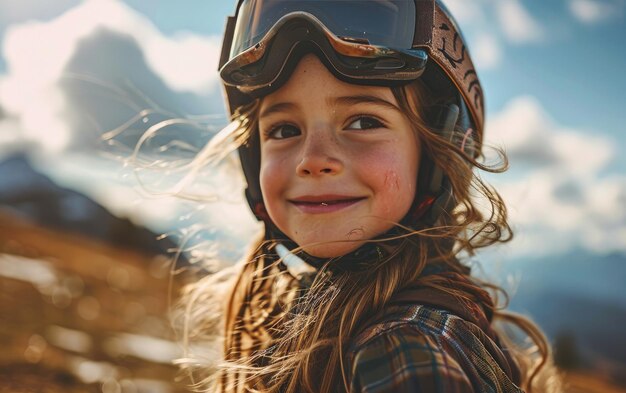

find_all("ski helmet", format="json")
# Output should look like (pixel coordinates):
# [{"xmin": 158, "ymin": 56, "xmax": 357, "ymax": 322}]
[{"xmin": 217, "ymin": 0, "xmax": 484, "ymax": 224}]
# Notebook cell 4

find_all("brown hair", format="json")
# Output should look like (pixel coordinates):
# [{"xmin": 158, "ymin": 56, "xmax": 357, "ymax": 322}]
[{"xmin": 176, "ymin": 80, "xmax": 563, "ymax": 392}]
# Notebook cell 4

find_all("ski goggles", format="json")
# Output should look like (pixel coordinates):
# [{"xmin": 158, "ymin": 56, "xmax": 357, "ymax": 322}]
[
  {"xmin": 220, "ymin": 0, "xmax": 428, "ymax": 92},
  {"xmin": 219, "ymin": 0, "xmax": 484, "ymax": 134}
]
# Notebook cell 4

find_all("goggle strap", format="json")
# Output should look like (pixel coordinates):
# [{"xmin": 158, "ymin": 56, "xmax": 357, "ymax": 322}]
[
  {"xmin": 413, "ymin": 0, "xmax": 436, "ymax": 47},
  {"xmin": 427, "ymin": 6, "xmax": 484, "ymax": 134}
]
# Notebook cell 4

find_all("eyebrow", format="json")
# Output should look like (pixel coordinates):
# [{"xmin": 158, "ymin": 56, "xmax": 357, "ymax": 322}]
[
  {"xmin": 259, "ymin": 94, "xmax": 401, "ymax": 118},
  {"xmin": 332, "ymin": 94, "xmax": 402, "ymax": 113},
  {"xmin": 259, "ymin": 102, "xmax": 298, "ymax": 119}
]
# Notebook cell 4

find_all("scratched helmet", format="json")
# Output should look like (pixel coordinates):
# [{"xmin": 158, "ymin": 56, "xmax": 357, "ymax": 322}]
[{"xmin": 218, "ymin": 0, "xmax": 484, "ymax": 228}]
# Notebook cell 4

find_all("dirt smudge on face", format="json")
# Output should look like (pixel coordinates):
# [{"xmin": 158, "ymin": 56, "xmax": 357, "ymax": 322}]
[
  {"xmin": 384, "ymin": 170, "xmax": 400, "ymax": 191},
  {"xmin": 346, "ymin": 226, "xmax": 365, "ymax": 239}
]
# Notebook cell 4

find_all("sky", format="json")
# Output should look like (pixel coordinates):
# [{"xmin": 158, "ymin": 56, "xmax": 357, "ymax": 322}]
[{"xmin": 0, "ymin": 0, "xmax": 624, "ymax": 262}]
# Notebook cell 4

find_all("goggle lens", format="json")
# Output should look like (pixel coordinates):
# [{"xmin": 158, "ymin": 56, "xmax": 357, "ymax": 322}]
[{"xmin": 230, "ymin": 0, "xmax": 417, "ymax": 59}]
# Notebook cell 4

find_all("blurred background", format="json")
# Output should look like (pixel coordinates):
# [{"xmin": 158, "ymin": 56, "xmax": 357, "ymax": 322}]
[{"xmin": 0, "ymin": 0, "xmax": 624, "ymax": 392}]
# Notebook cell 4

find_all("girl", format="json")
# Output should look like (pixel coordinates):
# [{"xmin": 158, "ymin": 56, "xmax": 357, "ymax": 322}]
[{"xmin": 178, "ymin": 1, "xmax": 562, "ymax": 392}]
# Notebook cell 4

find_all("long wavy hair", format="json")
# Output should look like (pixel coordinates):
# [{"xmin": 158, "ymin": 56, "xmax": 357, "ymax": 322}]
[{"xmin": 175, "ymin": 79, "xmax": 563, "ymax": 393}]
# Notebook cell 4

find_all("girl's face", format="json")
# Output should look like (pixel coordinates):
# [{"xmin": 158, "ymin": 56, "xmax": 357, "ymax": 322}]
[{"xmin": 258, "ymin": 54, "xmax": 420, "ymax": 258}]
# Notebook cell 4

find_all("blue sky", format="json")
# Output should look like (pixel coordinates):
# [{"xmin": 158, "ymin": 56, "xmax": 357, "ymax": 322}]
[
  {"xmin": 0, "ymin": 0, "xmax": 624, "ymax": 260},
  {"xmin": 484, "ymin": 2, "xmax": 625, "ymax": 156}
]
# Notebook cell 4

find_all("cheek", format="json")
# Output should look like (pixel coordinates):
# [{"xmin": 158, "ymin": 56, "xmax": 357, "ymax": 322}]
[
  {"xmin": 363, "ymin": 146, "xmax": 417, "ymax": 186},
  {"xmin": 259, "ymin": 151, "xmax": 293, "ymax": 228},
  {"xmin": 357, "ymin": 144, "xmax": 418, "ymax": 214},
  {"xmin": 259, "ymin": 155, "xmax": 285, "ymax": 198}
]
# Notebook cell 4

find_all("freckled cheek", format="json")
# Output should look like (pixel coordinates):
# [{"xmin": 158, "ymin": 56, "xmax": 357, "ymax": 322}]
[
  {"xmin": 259, "ymin": 156, "xmax": 288, "ymax": 199},
  {"xmin": 354, "ymin": 150, "xmax": 417, "ymax": 215},
  {"xmin": 356, "ymin": 150, "xmax": 415, "ymax": 190},
  {"xmin": 259, "ymin": 158, "xmax": 291, "ymax": 228}
]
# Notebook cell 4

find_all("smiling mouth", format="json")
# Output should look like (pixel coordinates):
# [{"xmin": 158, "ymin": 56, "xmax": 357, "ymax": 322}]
[{"xmin": 289, "ymin": 196, "xmax": 366, "ymax": 214}]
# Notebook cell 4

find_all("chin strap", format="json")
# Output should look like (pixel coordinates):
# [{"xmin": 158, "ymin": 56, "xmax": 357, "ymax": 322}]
[
  {"xmin": 275, "ymin": 243, "xmax": 318, "ymax": 288},
  {"xmin": 274, "ymin": 241, "xmax": 386, "ymax": 288},
  {"xmin": 421, "ymin": 103, "xmax": 460, "ymax": 226},
  {"xmin": 272, "ymin": 232, "xmax": 387, "ymax": 271}
]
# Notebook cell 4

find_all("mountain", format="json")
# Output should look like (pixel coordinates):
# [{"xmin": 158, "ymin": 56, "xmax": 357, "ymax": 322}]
[
  {"xmin": 0, "ymin": 152, "xmax": 177, "ymax": 257},
  {"xmin": 497, "ymin": 251, "xmax": 626, "ymax": 384}
]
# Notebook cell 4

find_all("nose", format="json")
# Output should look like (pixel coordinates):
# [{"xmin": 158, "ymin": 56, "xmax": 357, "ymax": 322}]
[{"xmin": 296, "ymin": 133, "xmax": 343, "ymax": 177}]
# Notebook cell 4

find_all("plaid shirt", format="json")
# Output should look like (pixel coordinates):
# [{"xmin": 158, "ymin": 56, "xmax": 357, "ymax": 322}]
[{"xmin": 346, "ymin": 273, "xmax": 523, "ymax": 393}]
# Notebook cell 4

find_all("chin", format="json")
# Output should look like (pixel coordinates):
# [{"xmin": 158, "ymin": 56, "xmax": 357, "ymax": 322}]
[{"xmin": 301, "ymin": 240, "xmax": 365, "ymax": 259}]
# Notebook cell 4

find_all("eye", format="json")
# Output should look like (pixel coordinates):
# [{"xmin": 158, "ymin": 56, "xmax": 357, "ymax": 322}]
[
  {"xmin": 347, "ymin": 116, "xmax": 384, "ymax": 130},
  {"xmin": 266, "ymin": 124, "xmax": 301, "ymax": 139}
]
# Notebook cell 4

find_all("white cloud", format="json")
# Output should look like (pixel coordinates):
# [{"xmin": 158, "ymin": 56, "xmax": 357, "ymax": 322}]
[
  {"xmin": 2, "ymin": 0, "xmax": 222, "ymax": 94},
  {"xmin": 485, "ymin": 96, "xmax": 626, "ymax": 257},
  {"xmin": 443, "ymin": 0, "xmax": 548, "ymax": 72},
  {"xmin": 472, "ymin": 33, "xmax": 503, "ymax": 70},
  {"xmin": 0, "ymin": 0, "xmax": 221, "ymax": 154},
  {"xmin": 495, "ymin": 0, "xmax": 545, "ymax": 44},
  {"xmin": 569, "ymin": 0, "xmax": 623, "ymax": 24},
  {"xmin": 488, "ymin": 96, "xmax": 615, "ymax": 177},
  {"xmin": 442, "ymin": 0, "xmax": 485, "ymax": 24},
  {"xmin": 144, "ymin": 32, "xmax": 222, "ymax": 94}
]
